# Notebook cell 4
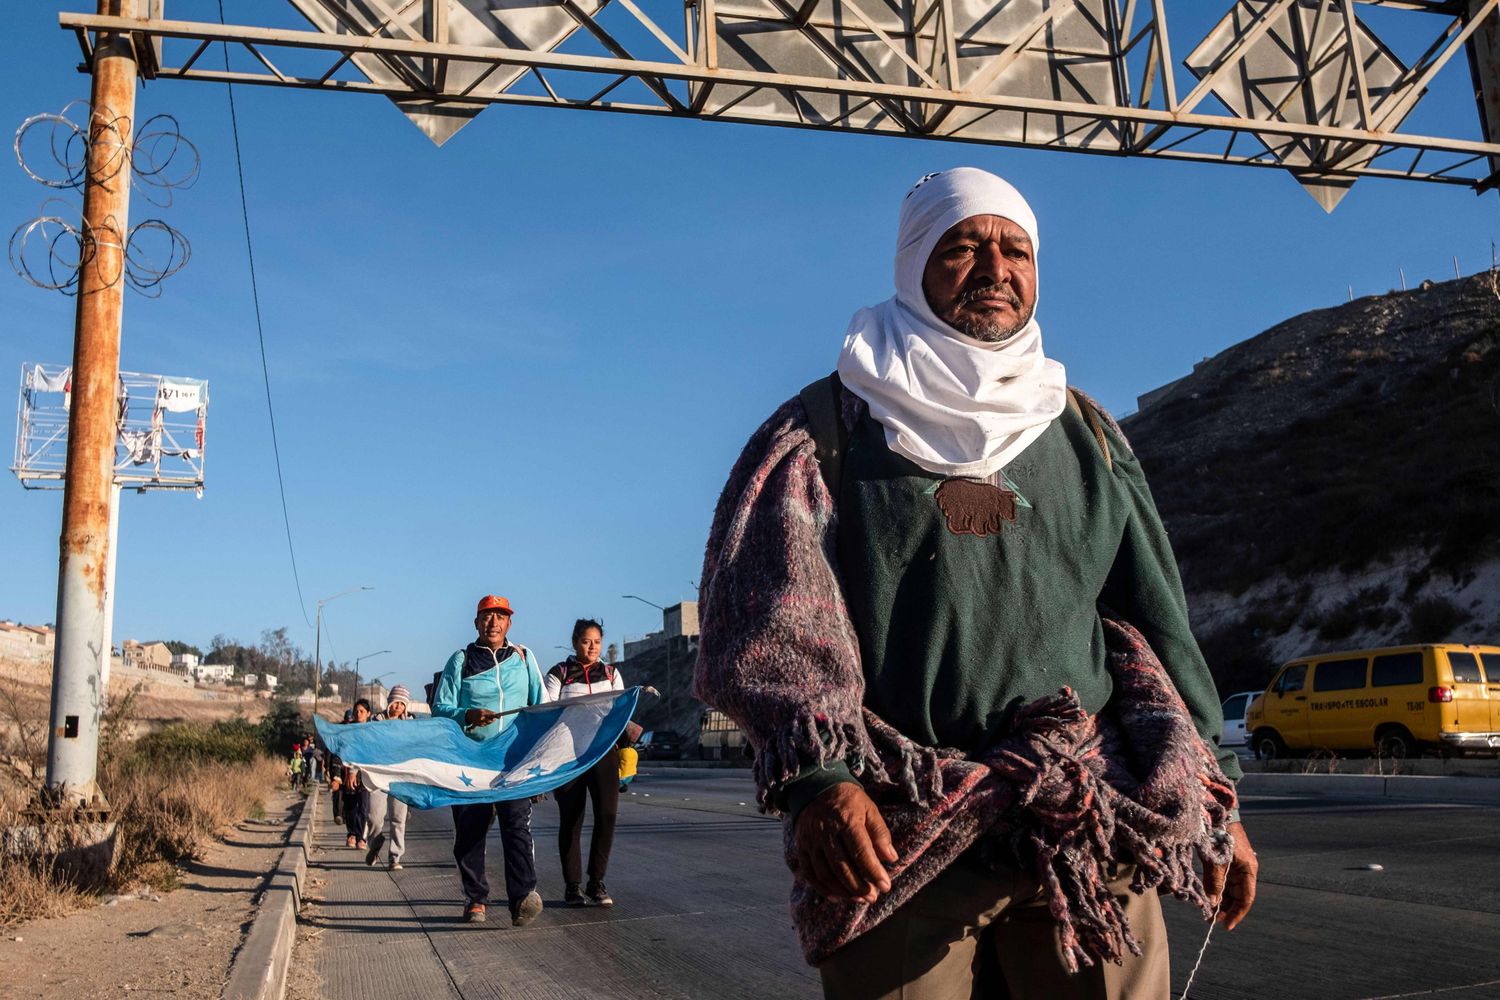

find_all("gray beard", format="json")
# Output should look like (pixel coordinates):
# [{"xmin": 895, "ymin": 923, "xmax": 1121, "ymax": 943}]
[{"xmin": 953, "ymin": 302, "xmax": 1035, "ymax": 344}]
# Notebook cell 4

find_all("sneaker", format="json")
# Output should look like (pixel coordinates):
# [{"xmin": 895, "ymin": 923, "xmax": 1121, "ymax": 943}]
[
  {"xmin": 564, "ymin": 882, "xmax": 586, "ymax": 907},
  {"xmin": 463, "ymin": 902, "xmax": 486, "ymax": 923},
  {"xmin": 511, "ymin": 890, "xmax": 543, "ymax": 927},
  {"xmin": 364, "ymin": 833, "xmax": 386, "ymax": 866},
  {"xmin": 585, "ymin": 881, "xmax": 613, "ymax": 907},
  {"xmin": 389, "ymin": 859, "xmax": 403, "ymax": 871}
]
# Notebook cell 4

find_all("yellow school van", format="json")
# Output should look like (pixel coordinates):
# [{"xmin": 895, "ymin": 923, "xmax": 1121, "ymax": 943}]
[{"xmin": 1245, "ymin": 644, "xmax": 1500, "ymax": 759}]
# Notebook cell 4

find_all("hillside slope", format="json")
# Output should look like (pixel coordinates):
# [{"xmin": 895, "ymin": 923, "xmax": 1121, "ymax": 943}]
[{"xmin": 1121, "ymin": 273, "xmax": 1500, "ymax": 692}]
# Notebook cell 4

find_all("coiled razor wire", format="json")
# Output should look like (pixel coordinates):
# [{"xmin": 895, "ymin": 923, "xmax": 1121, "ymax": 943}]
[{"xmin": 10, "ymin": 102, "xmax": 196, "ymax": 295}]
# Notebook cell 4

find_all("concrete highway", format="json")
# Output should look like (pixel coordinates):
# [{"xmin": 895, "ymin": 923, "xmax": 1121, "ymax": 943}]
[{"xmin": 298, "ymin": 768, "xmax": 1500, "ymax": 1000}]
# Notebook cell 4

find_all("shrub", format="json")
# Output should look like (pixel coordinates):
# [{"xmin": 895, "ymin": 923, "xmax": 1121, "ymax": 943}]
[
  {"xmin": 1406, "ymin": 597, "xmax": 1472, "ymax": 642},
  {"xmin": 256, "ymin": 699, "xmax": 309, "ymax": 757},
  {"xmin": 1316, "ymin": 586, "xmax": 1398, "ymax": 642},
  {"xmin": 129, "ymin": 720, "xmax": 262, "ymax": 767}
]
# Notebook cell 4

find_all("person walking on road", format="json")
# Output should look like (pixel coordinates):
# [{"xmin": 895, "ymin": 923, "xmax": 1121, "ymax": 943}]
[
  {"xmin": 288, "ymin": 745, "xmax": 305, "ymax": 789},
  {"xmin": 328, "ymin": 709, "xmax": 353, "ymax": 827},
  {"xmin": 363, "ymin": 685, "xmax": 414, "ymax": 869},
  {"xmin": 545, "ymin": 619, "xmax": 625, "ymax": 907},
  {"xmin": 432, "ymin": 595, "xmax": 548, "ymax": 926},
  {"xmin": 302, "ymin": 737, "xmax": 321, "ymax": 785},
  {"xmin": 696, "ymin": 168, "xmax": 1258, "ymax": 999},
  {"xmin": 331, "ymin": 700, "xmax": 373, "ymax": 849}
]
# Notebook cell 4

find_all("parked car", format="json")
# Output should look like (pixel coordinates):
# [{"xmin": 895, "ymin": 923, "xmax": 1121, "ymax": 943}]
[
  {"xmin": 640, "ymin": 729, "xmax": 685, "ymax": 760},
  {"xmin": 1219, "ymin": 690, "xmax": 1262, "ymax": 750},
  {"xmin": 1245, "ymin": 643, "xmax": 1500, "ymax": 760}
]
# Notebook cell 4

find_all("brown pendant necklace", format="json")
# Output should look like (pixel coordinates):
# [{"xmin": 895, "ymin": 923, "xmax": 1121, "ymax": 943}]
[{"xmin": 934, "ymin": 476, "xmax": 1019, "ymax": 537}]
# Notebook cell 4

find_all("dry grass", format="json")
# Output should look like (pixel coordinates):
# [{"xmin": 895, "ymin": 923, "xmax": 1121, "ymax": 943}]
[
  {"xmin": 105, "ymin": 753, "xmax": 283, "ymax": 885},
  {"xmin": 0, "ymin": 675, "xmax": 288, "ymax": 927}
]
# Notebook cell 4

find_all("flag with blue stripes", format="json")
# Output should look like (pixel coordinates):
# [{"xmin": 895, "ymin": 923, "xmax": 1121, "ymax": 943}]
[{"xmin": 313, "ymin": 688, "xmax": 641, "ymax": 809}]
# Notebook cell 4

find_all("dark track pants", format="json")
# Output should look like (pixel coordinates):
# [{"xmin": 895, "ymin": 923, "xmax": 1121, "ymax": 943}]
[
  {"xmin": 451, "ymin": 800, "xmax": 536, "ymax": 906},
  {"xmin": 341, "ymin": 787, "xmax": 366, "ymax": 841},
  {"xmin": 555, "ymin": 748, "xmax": 620, "ymax": 885}
]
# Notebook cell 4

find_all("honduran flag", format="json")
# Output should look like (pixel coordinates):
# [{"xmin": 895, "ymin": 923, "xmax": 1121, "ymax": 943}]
[{"xmin": 313, "ymin": 688, "xmax": 641, "ymax": 809}]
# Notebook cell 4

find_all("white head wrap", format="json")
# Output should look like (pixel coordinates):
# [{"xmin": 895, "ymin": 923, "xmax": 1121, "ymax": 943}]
[{"xmin": 836, "ymin": 167, "xmax": 1068, "ymax": 479}]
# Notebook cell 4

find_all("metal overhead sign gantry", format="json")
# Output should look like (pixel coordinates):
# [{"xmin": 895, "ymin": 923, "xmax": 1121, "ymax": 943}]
[
  {"xmin": 26, "ymin": 0, "xmax": 1500, "ymax": 810},
  {"xmin": 61, "ymin": 0, "xmax": 1500, "ymax": 210}
]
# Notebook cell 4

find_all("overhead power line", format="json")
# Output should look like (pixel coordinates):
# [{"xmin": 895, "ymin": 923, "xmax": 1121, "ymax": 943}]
[{"xmin": 219, "ymin": 0, "xmax": 312, "ymax": 629}]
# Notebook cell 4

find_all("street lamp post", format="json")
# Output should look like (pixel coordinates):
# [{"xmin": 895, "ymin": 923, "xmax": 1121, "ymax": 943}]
[
  {"xmin": 622, "ymin": 594, "xmax": 673, "ymax": 725},
  {"xmin": 313, "ymin": 585, "xmax": 373, "ymax": 718},
  {"xmin": 353, "ymin": 649, "xmax": 391, "ymax": 704}
]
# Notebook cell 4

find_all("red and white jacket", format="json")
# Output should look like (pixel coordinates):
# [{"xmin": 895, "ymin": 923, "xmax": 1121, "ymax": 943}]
[{"xmin": 544, "ymin": 656, "xmax": 625, "ymax": 701}]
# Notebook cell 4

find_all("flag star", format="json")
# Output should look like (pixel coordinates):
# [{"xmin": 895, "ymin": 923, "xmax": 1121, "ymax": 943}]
[{"xmin": 458, "ymin": 771, "xmax": 474, "ymax": 787}]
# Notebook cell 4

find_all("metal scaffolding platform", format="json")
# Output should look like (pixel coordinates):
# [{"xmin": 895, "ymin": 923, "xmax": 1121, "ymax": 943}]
[{"xmin": 61, "ymin": 1, "xmax": 1500, "ymax": 210}]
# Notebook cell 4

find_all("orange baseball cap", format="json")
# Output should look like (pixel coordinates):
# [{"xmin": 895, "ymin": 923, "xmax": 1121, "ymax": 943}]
[{"xmin": 476, "ymin": 595, "xmax": 514, "ymax": 616}]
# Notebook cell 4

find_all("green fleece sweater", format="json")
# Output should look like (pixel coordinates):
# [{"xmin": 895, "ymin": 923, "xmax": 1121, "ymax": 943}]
[{"xmin": 781, "ymin": 400, "xmax": 1239, "ymax": 818}]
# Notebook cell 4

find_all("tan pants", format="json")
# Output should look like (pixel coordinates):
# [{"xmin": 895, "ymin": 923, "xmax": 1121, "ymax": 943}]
[{"xmin": 818, "ymin": 857, "xmax": 1170, "ymax": 1000}]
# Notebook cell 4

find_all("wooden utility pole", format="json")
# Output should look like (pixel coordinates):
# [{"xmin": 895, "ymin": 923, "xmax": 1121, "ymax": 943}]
[{"xmin": 46, "ymin": 0, "xmax": 138, "ymax": 808}]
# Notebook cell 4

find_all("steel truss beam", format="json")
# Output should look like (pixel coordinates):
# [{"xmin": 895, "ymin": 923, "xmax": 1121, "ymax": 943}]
[{"xmin": 60, "ymin": 3, "xmax": 1500, "ymax": 204}]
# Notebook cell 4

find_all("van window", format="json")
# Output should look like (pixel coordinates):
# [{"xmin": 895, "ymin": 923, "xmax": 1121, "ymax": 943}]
[
  {"xmin": 1222, "ymin": 694, "xmax": 1249, "ymax": 720},
  {"xmin": 1275, "ymin": 663, "xmax": 1308, "ymax": 694},
  {"xmin": 1482, "ymin": 654, "xmax": 1500, "ymax": 683},
  {"xmin": 1313, "ymin": 658, "xmax": 1368, "ymax": 692},
  {"xmin": 1371, "ymin": 652, "xmax": 1424, "ymax": 687},
  {"xmin": 1448, "ymin": 652, "xmax": 1483, "ymax": 684}
]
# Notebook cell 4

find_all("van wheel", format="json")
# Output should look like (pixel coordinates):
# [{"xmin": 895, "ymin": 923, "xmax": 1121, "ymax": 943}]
[
  {"xmin": 1376, "ymin": 729, "xmax": 1415, "ymax": 759},
  {"xmin": 1252, "ymin": 731, "xmax": 1286, "ymax": 761}
]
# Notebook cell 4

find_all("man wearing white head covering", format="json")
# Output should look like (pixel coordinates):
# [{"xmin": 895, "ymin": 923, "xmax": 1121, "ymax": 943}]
[{"xmin": 695, "ymin": 168, "xmax": 1257, "ymax": 999}]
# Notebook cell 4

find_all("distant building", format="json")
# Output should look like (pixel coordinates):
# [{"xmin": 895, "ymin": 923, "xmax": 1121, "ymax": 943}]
[
  {"xmin": 191, "ymin": 662, "xmax": 233, "ymax": 683},
  {"xmin": 171, "ymin": 651, "xmax": 200, "ymax": 671},
  {"xmin": 623, "ymin": 601, "xmax": 700, "ymax": 659},
  {"xmin": 0, "ymin": 621, "xmax": 55, "ymax": 662},
  {"xmin": 356, "ymin": 680, "xmax": 389, "ymax": 708},
  {"xmin": 665, "ymin": 602, "xmax": 699, "ymax": 639},
  {"xmin": 123, "ymin": 640, "xmax": 174, "ymax": 673}
]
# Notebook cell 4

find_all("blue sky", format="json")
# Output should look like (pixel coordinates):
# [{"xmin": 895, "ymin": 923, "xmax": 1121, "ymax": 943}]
[{"xmin": 2, "ymin": 2, "xmax": 1496, "ymax": 700}]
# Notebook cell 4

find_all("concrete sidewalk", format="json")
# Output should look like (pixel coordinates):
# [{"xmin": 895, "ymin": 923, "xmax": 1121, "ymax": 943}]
[{"xmin": 292, "ymin": 791, "xmax": 818, "ymax": 1000}]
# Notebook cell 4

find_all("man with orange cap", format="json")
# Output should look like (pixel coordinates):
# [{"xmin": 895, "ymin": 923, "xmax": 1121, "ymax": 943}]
[{"xmin": 432, "ymin": 595, "xmax": 548, "ymax": 925}]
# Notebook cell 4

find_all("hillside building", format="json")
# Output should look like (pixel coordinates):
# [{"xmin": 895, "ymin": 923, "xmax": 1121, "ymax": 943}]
[
  {"xmin": 123, "ymin": 639, "xmax": 175, "ymax": 673},
  {"xmin": 624, "ymin": 601, "xmax": 699, "ymax": 659},
  {"xmin": 0, "ymin": 621, "xmax": 55, "ymax": 662}
]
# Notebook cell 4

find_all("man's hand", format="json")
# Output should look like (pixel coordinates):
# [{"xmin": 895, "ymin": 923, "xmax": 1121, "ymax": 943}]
[
  {"xmin": 792, "ymin": 782, "xmax": 897, "ymax": 903},
  {"xmin": 465, "ymin": 708, "xmax": 498, "ymax": 728},
  {"xmin": 1204, "ymin": 820, "xmax": 1258, "ymax": 930},
  {"xmin": 330, "ymin": 777, "xmax": 341, "ymax": 792}
]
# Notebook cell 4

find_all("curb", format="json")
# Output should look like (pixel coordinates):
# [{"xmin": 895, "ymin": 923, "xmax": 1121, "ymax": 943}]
[
  {"xmin": 222, "ymin": 784, "xmax": 318, "ymax": 1000},
  {"xmin": 1239, "ymin": 772, "xmax": 1500, "ymax": 805}
]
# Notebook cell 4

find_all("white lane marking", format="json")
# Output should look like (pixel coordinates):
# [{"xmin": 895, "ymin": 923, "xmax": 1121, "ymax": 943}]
[{"xmin": 1357, "ymin": 978, "xmax": 1500, "ymax": 999}]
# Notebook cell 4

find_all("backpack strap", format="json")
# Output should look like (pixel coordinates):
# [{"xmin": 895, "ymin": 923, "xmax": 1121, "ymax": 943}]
[
  {"xmin": 1066, "ymin": 387, "xmax": 1112, "ymax": 471},
  {"xmin": 799, "ymin": 372, "xmax": 849, "ymax": 499}
]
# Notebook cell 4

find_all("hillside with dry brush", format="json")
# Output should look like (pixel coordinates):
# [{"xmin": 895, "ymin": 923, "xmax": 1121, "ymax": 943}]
[{"xmin": 1122, "ymin": 272, "xmax": 1500, "ymax": 693}]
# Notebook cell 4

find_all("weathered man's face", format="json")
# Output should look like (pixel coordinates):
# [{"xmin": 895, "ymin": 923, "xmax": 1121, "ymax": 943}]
[
  {"xmin": 474, "ymin": 610, "xmax": 512, "ymax": 650},
  {"xmin": 387, "ymin": 701, "xmax": 406, "ymax": 719},
  {"xmin": 921, "ymin": 214, "xmax": 1037, "ymax": 343}
]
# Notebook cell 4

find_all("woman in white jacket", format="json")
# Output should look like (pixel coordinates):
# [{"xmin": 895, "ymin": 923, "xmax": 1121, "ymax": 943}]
[{"xmin": 545, "ymin": 619, "xmax": 625, "ymax": 907}]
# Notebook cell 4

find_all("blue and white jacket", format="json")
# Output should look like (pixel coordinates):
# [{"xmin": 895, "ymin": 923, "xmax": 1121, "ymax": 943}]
[{"xmin": 432, "ymin": 641, "xmax": 547, "ymax": 741}]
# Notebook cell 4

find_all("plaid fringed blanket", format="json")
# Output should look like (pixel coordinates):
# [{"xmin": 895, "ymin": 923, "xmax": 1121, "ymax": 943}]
[{"xmin": 695, "ymin": 398, "xmax": 1236, "ymax": 969}]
